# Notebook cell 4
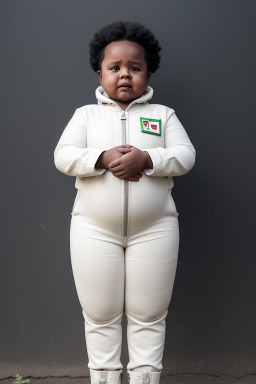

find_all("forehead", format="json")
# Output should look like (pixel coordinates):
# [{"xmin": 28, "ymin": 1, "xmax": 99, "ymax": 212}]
[{"xmin": 103, "ymin": 40, "xmax": 146, "ymax": 62}]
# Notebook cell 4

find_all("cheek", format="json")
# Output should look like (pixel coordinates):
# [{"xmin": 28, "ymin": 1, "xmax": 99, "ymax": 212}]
[
  {"xmin": 102, "ymin": 74, "xmax": 115, "ymax": 86},
  {"xmin": 138, "ymin": 71, "xmax": 149, "ymax": 81},
  {"xmin": 136, "ymin": 75, "xmax": 148, "ymax": 88}
]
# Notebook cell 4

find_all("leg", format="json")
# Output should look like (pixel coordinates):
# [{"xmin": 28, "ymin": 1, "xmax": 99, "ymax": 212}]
[
  {"xmin": 70, "ymin": 217, "xmax": 125, "ymax": 377},
  {"xmin": 125, "ymin": 224, "xmax": 179, "ymax": 383}
]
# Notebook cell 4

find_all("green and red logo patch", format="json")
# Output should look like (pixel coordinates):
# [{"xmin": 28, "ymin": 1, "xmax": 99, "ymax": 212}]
[{"xmin": 140, "ymin": 117, "xmax": 161, "ymax": 136}]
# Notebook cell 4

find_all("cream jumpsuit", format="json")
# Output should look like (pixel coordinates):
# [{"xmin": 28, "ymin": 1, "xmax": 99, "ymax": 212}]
[{"xmin": 54, "ymin": 86, "xmax": 196, "ymax": 381}]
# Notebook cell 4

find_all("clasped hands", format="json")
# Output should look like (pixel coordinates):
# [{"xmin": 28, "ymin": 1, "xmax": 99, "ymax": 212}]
[{"xmin": 96, "ymin": 145, "xmax": 153, "ymax": 182}]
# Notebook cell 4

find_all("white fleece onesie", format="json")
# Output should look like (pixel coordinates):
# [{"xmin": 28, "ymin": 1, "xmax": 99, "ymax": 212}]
[{"xmin": 54, "ymin": 86, "xmax": 195, "ymax": 373}]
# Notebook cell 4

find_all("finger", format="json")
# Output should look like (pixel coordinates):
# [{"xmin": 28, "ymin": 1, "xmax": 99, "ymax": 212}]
[
  {"xmin": 108, "ymin": 158, "xmax": 121, "ymax": 168},
  {"xmin": 127, "ymin": 174, "xmax": 141, "ymax": 180},
  {"xmin": 109, "ymin": 164, "xmax": 125, "ymax": 173},
  {"xmin": 118, "ymin": 147, "xmax": 132, "ymax": 154},
  {"xmin": 134, "ymin": 172, "xmax": 142, "ymax": 178},
  {"xmin": 113, "ymin": 170, "xmax": 128, "ymax": 177},
  {"xmin": 122, "ymin": 144, "xmax": 133, "ymax": 148}
]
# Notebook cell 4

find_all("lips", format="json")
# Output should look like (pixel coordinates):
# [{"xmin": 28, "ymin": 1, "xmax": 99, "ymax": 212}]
[{"xmin": 118, "ymin": 83, "xmax": 131, "ymax": 88}]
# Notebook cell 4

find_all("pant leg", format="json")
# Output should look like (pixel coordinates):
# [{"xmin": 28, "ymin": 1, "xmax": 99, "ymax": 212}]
[
  {"xmin": 70, "ymin": 216, "xmax": 125, "ymax": 370},
  {"xmin": 125, "ymin": 225, "xmax": 179, "ymax": 371}
]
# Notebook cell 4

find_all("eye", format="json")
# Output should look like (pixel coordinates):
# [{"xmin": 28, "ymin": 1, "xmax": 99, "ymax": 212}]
[
  {"xmin": 131, "ymin": 67, "xmax": 139, "ymax": 72},
  {"xmin": 111, "ymin": 65, "xmax": 120, "ymax": 71}
]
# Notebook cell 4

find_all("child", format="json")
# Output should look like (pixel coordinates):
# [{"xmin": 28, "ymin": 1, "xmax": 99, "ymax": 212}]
[{"xmin": 54, "ymin": 21, "xmax": 195, "ymax": 384}]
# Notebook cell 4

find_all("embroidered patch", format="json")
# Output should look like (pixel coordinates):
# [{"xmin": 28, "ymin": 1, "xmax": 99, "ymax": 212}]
[{"xmin": 140, "ymin": 117, "xmax": 161, "ymax": 136}]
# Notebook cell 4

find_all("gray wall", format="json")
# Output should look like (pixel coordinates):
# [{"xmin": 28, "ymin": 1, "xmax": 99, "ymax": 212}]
[{"xmin": 1, "ymin": 0, "xmax": 255, "ymax": 379}]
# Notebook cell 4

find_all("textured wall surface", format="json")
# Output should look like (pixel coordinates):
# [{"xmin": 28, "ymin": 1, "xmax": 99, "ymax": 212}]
[{"xmin": 1, "ymin": 0, "xmax": 255, "ymax": 379}]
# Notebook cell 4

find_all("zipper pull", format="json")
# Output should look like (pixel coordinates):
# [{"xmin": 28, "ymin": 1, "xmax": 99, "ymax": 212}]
[{"xmin": 121, "ymin": 111, "xmax": 126, "ymax": 120}]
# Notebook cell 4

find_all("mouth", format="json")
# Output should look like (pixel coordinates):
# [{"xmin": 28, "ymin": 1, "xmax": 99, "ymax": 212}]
[{"xmin": 118, "ymin": 83, "xmax": 132, "ymax": 89}]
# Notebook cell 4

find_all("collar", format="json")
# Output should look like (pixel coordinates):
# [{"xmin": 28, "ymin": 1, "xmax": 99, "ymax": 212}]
[{"xmin": 95, "ymin": 86, "xmax": 153, "ymax": 111}]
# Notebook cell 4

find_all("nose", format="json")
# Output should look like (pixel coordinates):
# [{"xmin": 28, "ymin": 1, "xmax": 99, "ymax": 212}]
[{"xmin": 120, "ymin": 72, "xmax": 131, "ymax": 79}]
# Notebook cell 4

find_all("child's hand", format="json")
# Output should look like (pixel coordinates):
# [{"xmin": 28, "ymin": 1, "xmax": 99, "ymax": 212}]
[
  {"xmin": 96, "ymin": 145, "xmax": 133, "ymax": 169},
  {"xmin": 108, "ymin": 147, "xmax": 153, "ymax": 180}
]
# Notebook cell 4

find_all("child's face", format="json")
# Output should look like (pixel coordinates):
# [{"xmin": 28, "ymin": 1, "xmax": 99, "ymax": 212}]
[{"xmin": 97, "ymin": 40, "xmax": 151, "ymax": 110}]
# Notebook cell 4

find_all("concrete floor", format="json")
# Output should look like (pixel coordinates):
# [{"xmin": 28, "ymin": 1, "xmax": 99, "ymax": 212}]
[{"xmin": 1, "ymin": 375, "xmax": 255, "ymax": 384}]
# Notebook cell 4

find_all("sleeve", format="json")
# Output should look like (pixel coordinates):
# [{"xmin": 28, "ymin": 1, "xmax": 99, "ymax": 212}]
[
  {"xmin": 144, "ymin": 109, "xmax": 196, "ymax": 177},
  {"xmin": 54, "ymin": 108, "xmax": 106, "ymax": 177}
]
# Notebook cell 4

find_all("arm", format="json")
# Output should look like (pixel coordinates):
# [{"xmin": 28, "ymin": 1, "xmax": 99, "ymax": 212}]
[
  {"xmin": 108, "ymin": 109, "xmax": 195, "ymax": 179},
  {"xmin": 54, "ymin": 108, "xmax": 106, "ymax": 177},
  {"xmin": 144, "ymin": 109, "xmax": 196, "ymax": 177},
  {"xmin": 54, "ymin": 109, "xmax": 141, "ymax": 180}
]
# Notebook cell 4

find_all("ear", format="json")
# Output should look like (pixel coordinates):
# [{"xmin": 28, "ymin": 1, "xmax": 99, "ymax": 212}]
[
  {"xmin": 97, "ymin": 70, "xmax": 102, "ymax": 83},
  {"xmin": 147, "ymin": 71, "xmax": 151, "ymax": 82}
]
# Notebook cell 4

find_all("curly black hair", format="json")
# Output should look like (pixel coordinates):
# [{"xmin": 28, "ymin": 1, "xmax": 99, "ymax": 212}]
[{"xmin": 89, "ymin": 21, "xmax": 161, "ymax": 73}]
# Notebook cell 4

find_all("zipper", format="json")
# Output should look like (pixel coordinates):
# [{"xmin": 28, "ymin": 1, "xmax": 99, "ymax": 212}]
[{"xmin": 121, "ymin": 111, "xmax": 128, "ymax": 237}]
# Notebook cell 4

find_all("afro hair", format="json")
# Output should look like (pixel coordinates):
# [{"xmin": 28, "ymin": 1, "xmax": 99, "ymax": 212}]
[{"xmin": 89, "ymin": 21, "xmax": 161, "ymax": 73}]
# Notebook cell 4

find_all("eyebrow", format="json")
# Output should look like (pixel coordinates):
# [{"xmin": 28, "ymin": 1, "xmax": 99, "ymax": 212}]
[
  {"xmin": 129, "ymin": 61, "xmax": 143, "ymax": 66},
  {"xmin": 108, "ymin": 60, "xmax": 143, "ymax": 66}
]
